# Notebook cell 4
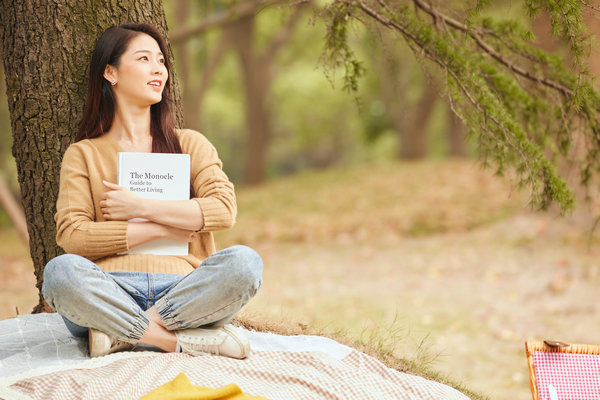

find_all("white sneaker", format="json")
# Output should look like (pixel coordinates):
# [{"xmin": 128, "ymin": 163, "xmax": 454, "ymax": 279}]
[
  {"xmin": 175, "ymin": 324, "xmax": 250, "ymax": 359},
  {"xmin": 89, "ymin": 328, "xmax": 134, "ymax": 358}
]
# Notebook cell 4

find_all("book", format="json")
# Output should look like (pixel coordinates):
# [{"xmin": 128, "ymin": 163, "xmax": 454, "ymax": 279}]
[{"xmin": 117, "ymin": 152, "xmax": 190, "ymax": 256}]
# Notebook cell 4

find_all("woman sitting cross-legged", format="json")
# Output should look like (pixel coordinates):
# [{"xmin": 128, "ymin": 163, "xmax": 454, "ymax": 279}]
[{"xmin": 42, "ymin": 23, "xmax": 262, "ymax": 359}]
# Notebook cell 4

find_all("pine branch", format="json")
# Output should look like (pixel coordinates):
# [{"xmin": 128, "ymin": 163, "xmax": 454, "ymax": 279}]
[
  {"xmin": 353, "ymin": 2, "xmax": 534, "ymax": 166},
  {"xmin": 313, "ymin": 0, "xmax": 600, "ymax": 210},
  {"xmin": 319, "ymin": 0, "xmax": 583, "ymax": 210},
  {"xmin": 580, "ymin": 0, "xmax": 600, "ymax": 12},
  {"xmin": 412, "ymin": 0, "xmax": 572, "ymax": 97}
]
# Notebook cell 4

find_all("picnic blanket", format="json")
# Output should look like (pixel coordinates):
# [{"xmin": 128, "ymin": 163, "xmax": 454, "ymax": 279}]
[{"xmin": 0, "ymin": 313, "xmax": 470, "ymax": 400}]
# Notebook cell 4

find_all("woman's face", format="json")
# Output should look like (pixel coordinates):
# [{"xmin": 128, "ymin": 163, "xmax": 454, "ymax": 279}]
[{"xmin": 104, "ymin": 33, "xmax": 168, "ymax": 108}]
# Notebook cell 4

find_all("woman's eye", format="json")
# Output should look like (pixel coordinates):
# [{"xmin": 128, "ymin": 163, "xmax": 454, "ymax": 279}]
[
  {"xmin": 139, "ymin": 56, "xmax": 148, "ymax": 61},
  {"xmin": 159, "ymin": 59, "xmax": 165, "ymax": 64}
]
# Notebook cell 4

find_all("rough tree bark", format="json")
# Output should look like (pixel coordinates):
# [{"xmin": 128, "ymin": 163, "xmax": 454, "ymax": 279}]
[{"xmin": 0, "ymin": 0, "xmax": 182, "ymax": 312}]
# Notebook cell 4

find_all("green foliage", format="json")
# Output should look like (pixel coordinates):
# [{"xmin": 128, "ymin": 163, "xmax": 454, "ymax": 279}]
[
  {"xmin": 314, "ymin": 0, "xmax": 600, "ymax": 213},
  {"xmin": 317, "ymin": 2, "xmax": 366, "ymax": 93}
]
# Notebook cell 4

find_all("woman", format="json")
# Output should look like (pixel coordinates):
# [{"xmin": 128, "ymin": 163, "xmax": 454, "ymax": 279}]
[{"xmin": 42, "ymin": 23, "xmax": 262, "ymax": 359}]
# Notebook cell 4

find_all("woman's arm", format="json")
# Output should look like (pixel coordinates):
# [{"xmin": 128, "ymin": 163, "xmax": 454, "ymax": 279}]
[
  {"xmin": 100, "ymin": 181, "xmax": 205, "ymax": 231},
  {"xmin": 126, "ymin": 221, "xmax": 196, "ymax": 248},
  {"xmin": 56, "ymin": 144, "xmax": 195, "ymax": 259},
  {"xmin": 184, "ymin": 130, "xmax": 237, "ymax": 231},
  {"xmin": 55, "ymin": 145, "xmax": 130, "ymax": 260},
  {"xmin": 100, "ymin": 131, "xmax": 236, "ymax": 232}
]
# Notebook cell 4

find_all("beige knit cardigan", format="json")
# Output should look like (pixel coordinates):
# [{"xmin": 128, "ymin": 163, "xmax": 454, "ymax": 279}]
[{"xmin": 54, "ymin": 129, "xmax": 236, "ymax": 274}]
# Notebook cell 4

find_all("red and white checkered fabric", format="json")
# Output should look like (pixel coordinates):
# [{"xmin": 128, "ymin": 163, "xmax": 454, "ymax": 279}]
[
  {"xmin": 5, "ymin": 349, "xmax": 468, "ymax": 400},
  {"xmin": 532, "ymin": 350, "xmax": 600, "ymax": 400}
]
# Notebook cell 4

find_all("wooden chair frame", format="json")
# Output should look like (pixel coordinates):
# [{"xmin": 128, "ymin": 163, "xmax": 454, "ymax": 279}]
[{"xmin": 525, "ymin": 340, "xmax": 600, "ymax": 400}]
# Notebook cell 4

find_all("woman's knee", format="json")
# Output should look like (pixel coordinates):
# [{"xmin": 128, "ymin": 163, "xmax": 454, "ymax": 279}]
[
  {"xmin": 228, "ymin": 245, "xmax": 263, "ymax": 292},
  {"xmin": 194, "ymin": 245, "xmax": 263, "ymax": 299},
  {"xmin": 42, "ymin": 254, "xmax": 93, "ymax": 303}
]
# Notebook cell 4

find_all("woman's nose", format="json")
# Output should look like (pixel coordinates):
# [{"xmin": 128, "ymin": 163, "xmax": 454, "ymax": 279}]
[{"xmin": 152, "ymin": 62, "xmax": 164, "ymax": 74}]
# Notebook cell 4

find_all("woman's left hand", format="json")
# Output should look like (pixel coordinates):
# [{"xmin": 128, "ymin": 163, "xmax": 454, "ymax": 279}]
[{"xmin": 100, "ymin": 181, "xmax": 143, "ymax": 221}]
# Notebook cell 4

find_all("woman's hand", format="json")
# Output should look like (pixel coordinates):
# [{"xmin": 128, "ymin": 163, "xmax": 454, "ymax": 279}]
[{"xmin": 100, "ymin": 180, "xmax": 144, "ymax": 221}]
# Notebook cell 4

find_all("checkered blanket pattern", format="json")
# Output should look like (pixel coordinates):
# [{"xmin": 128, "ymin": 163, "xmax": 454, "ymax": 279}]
[
  {"xmin": 6, "ymin": 349, "xmax": 468, "ymax": 400},
  {"xmin": 532, "ymin": 350, "xmax": 600, "ymax": 400}
]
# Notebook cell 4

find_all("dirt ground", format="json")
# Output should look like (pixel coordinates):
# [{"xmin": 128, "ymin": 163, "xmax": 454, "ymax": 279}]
[{"xmin": 1, "ymin": 161, "xmax": 599, "ymax": 399}]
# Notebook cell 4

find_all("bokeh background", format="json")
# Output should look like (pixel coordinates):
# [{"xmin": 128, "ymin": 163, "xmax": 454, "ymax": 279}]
[{"xmin": 2, "ymin": 1, "xmax": 600, "ymax": 399}]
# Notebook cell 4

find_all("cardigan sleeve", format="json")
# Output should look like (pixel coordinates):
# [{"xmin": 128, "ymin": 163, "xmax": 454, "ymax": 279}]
[
  {"xmin": 54, "ymin": 144, "xmax": 129, "ymax": 260},
  {"xmin": 180, "ymin": 130, "xmax": 237, "ymax": 232}
]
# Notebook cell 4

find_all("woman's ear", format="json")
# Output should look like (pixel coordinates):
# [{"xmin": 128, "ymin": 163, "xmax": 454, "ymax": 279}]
[{"xmin": 104, "ymin": 64, "xmax": 117, "ymax": 85}]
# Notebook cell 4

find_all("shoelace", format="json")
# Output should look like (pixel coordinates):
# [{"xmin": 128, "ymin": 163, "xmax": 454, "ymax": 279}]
[
  {"xmin": 177, "ymin": 336, "xmax": 221, "ymax": 356},
  {"xmin": 191, "ymin": 343, "xmax": 220, "ymax": 356}
]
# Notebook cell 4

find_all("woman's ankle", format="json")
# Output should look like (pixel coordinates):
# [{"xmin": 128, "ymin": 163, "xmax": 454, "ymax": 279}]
[
  {"xmin": 146, "ymin": 306, "xmax": 166, "ymax": 328},
  {"xmin": 138, "ymin": 320, "xmax": 177, "ymax": 352}
]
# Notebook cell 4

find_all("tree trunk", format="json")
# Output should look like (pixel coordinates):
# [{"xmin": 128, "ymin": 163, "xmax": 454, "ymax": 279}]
[
  {"xmin": 229, "ymin": 2, "xmax": 306, "ymax": 184},
  {"xmin": 194, "ymin": 31, "xmax": 231, "ymax": 129},
  {"xmin": 448, "ymin": 110, "xmax": 465, "ymax": 157},
  {"xmin": 398, "ymin": 82, "xmax": 437, "ymax": 159},
  {"xmin": 371, "ymin": 31, "xmax": 435, "ymax": 160},
  {"xmin": 585, "ymin": 12, "xmax": 600, "ymax": 78},
  {"xmin": 169, "ymin": 1, "xmax": 306, "ymax": 184},
  {"xmin": 0, "ymin": 0, "xmax": 182, "ymax": 313},
  {"xmin": 174, "ymin": 0, "xmax": 194, "ymax": 128},
  {"xmin": 230, "ymin": 14, "xmax": 271, "ymax": 185}
]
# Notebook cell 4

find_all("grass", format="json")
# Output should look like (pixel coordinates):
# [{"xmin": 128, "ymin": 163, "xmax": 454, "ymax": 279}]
[{"xmin": 215, "ymin": 158, "xmax": 524, "ymax": 246}]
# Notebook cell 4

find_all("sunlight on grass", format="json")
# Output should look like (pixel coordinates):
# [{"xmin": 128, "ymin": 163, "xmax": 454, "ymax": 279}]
[{"xmin": 216, "ymin": 159, "xmax": 525, "ymax": 248}]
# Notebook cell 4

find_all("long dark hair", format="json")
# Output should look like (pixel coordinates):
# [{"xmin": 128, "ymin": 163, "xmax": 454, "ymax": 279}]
[{"xmin": 76, "ymin": 23, "xmax": 182, "ymax": 156}]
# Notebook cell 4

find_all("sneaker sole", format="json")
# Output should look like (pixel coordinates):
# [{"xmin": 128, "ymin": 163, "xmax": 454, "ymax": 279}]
[
  {"xmin": 89, "ymin": 329, "xmax": 109, "ymax": 358},
  {"xmin": 89, "ymin": 329, "xmax": 134, "ymax": 358}
]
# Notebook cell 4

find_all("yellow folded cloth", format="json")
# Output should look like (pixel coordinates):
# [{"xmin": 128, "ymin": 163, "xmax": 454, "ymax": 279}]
[{"xmin": 139, "ymin": 373, "xmax": 269, "ymax": 400}]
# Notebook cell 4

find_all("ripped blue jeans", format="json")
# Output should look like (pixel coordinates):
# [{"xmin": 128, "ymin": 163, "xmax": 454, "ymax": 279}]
[{"xmin": 42, "ymin": 245, "xmax": 263, "ymax": 343}]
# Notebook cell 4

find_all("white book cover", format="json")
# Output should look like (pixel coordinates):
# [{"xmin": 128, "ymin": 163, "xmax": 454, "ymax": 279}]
[{"xmin": 117, "ymin": 152, "xmax": 190, "ymax": 256}]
